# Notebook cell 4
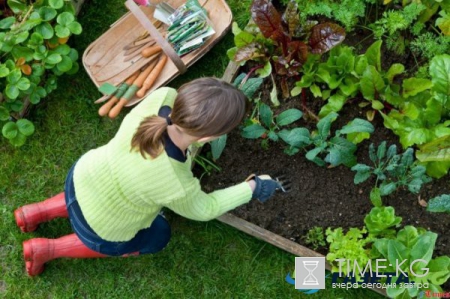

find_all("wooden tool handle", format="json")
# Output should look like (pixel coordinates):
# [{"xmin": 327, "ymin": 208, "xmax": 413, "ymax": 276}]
[
  {"xmin": 98, "ymin": 71, "xmax": 139, "ymax": 117},
  {"xmin": 108, "ymin": 61, "xmax": 158, "ymax": 119},
  {"xmin": 136, "ymin": 54, "xmax": 168, "ymax": 98}
]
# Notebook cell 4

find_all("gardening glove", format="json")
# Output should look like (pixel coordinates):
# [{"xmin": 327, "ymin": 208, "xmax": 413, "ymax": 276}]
[{"xmin": 246, "ymin": 174, "xmax": 283, "ymax": 203}]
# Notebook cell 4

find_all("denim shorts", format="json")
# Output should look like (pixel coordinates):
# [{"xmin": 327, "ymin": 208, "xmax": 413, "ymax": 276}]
[{"xmin": 64, "ymin": 163, "xmax": 171, "ymax": 256}]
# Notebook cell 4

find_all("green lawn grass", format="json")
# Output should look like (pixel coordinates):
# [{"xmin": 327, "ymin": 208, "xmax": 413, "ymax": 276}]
[{"xmin": 0, "ymin": 0, "xmax": 385, "ymax": 298}]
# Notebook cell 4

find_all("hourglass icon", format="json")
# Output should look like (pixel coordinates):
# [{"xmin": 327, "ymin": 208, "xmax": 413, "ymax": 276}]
[{"xmin": 302, "ymin": 261, "xmax": 319, "ymax": 285}]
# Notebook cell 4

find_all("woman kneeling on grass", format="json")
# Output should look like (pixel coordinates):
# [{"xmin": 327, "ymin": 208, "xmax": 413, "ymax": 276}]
[{"xmin": 14, "ymin": 77, "xmax": 284, "ymax": 276}]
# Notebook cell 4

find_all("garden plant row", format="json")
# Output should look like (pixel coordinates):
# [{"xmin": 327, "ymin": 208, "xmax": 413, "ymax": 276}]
[{"xmin": 195, "ymin": 0, "xmax": 450, "ymax": 298}]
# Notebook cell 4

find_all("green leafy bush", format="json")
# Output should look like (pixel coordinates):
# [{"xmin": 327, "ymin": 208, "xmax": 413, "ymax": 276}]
[
  {"xmin": 351, "ymin": 142, "xmax": 432, "ymax": 206},
  {"xmin": 0, "ymin": 0, "xmax": 82, "ymax": 146}
]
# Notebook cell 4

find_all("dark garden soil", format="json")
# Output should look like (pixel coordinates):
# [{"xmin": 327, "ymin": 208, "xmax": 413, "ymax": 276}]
[{"xmin": 195, "ymin": 85, "xmax": 450, "ymax": 258}]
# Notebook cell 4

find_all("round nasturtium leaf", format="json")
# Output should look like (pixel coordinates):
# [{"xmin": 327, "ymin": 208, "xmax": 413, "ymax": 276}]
[
  {"xmin": 67, "ymin": 48, "xmax": 79, "ymax": 61},
  {"xmin": 0, "ymin": 17, "xmax": 16, "ymax": 30},
  {"xmin": 16, "ymin": 77, "xmax": 31, "ymax": 91},
  {"xmin": 7, "ymin": 0, "xmax": 27, "ymax": 14},
  {"xmin": 2, "ymin": 121, "xmax": 18, "ymax": 139},
  {"xmin": 45, "ymin": 53, "xmax": 62, "ymax": 64},
  {"xmin": 9, "ymin": 132, "xmax": 27, "ymax": 147},
  {"xmin": 57, "ymin": 55, "xmax": 72, "ymax": 72},
  {"xmin": 5, "ymin": 84, "xmax": 19, "ymax": 99},
  {"xmin": 29, "ymin": 32, "xmax": 44, "ymax": 46},
  {"xmin": 7, "ymin": 69, "xmax": 22, "ymax": 84},
  {"xmin": 0, "ymin": 106, "xmax": 9, "ymax": 121},
  {"xmin": 15, "ymin": 31, "xmax": 29, "ymax": 44},
  {"xmin": 32, "ymin": 63, "xmax": 45, "ymax": 76},
  {"xmin": 66, "ymin": 61, "xmax": 79, "ymax": 75},
  {"xmin": 39, "ymin": 7, "xmax": 57, "ymax": 21},
  {"xmin": 0, "ymin": 65, "xmax": 10, "ymax": 78},
  {"xmin": 68, "ymin": 21, "xmax": 82, "ymax": 35},
  {"xmin": 53, "ymin": 44, "xmax": 70, "ymax": 55},
  {"xmin": 55, "ymin": 25, "xmax": 70, "ymax": 38},
  {"xmin": 9, "ymin": 100, "xmax": 23, "ymax": 112},
  {"xmin": 11, "ymin": 46, "xmax": 34, "ymax": 61},
  {"xmin": 57, "ymin": 12, "xmax": 75, "ymax": 26},
  {"xmin": 36, "ymin": 22, "xmax": 54, "ymax": 39},
  {"xmin": 17, "ymin": 119, "xmax": 35, "ymax": 136},
  {"xmin": 49, "ymin": 0, "xmax": 64, "ymax": 9}
]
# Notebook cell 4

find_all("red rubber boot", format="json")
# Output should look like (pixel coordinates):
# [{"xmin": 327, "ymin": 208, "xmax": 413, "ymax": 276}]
[
  {"xmin": 23, "ymin": 233, "xmax": 109, "ymax": 276},
  {"xmin": 14, "ymin": 192, "xmax": 68, "ymax": 232}
]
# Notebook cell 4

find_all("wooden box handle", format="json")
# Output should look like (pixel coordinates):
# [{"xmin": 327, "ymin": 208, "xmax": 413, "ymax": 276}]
[{"xmin": 125, "ymin": 0, "xmax": 187, "ymax": 74}]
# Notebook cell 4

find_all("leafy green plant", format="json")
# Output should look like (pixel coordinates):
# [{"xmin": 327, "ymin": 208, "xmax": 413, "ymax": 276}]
[
  {"xmin": 364, "ymin": 206, "xmax": 402, "ymax": 237},
  {"xmin": 351, "ymin": 142, "xmax": 432, "ymax": 206},
  {"xmin": 292, "ymin": 45, "xmax": 360, "ymax": 117},
  {"xmin": 303, "ymin": 226, "xmax": 326, "ymax": 250},
  {"xmin": 410, "ymin": 32, "xmax": 450, "ymax": 60},
  {"xmin": 241, "ymin": 102, "xmax": 303, "ymax": 149},
  {"xmin": 0, "ymin": 0, "xmax": 82, "ymax": 146},
  {"xmin": 227, "ymin": 0, "xmax": 345, "ymax": 98},
  {"xmin": 369, "ymin": 2, "xmax": 426, "ymax": 55},
  {"xmin": 326, "ymin": 226, "xmax": 372, "ymax": 277},
  {"xmin": 194, "ymin": 153, "xmax": 222, "ymax": 181},
  {"xmin": 426, "ymin": 194, "xmax": 450, "ymax": 213},
  {"xmin": 325, "ymin": 205, "xmax": 450, "ymax": 298},
  {"xmin": 371, "ymin": 226, "xmax": 450, "ymax": 299},
  {"xmin": 280, "ymin": 112, "xmax": 374, "ymax": 166},
  {"xmin": 382, "ymin": 54, "xmax": 450, "ymax": 178},
  {"xmin": 292, "ymin": 40, "xmax": 406, "ymax": 120}
]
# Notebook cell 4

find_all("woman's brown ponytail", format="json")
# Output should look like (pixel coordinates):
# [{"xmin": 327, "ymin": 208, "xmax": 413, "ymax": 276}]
[
  {"xmin": 131, "ymin": 77, "xmax": 247, "ymax": 159},
  {"xmin": 131, "ymin": 115, "xmax": 168, "ymax": 158}
]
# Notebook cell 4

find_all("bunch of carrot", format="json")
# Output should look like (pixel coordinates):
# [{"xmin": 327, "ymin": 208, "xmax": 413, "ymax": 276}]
[{"xmin": 98, "ymin": 45, "xmax": 168, "ymax": 119}]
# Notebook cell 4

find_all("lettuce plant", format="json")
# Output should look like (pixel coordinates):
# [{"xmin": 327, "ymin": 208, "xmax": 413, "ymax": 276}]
[
  {"xmin": 382, "ymin": 54, "xmax": 450, "ymax": 178},
  {"xmin": 325, "ymin": 206, "xmax": 450, "ymax": 299},
  {"xmin": 364, "ymin": 206, "xmax": 402, "ymax": 238},
  {"xmin": 292, "ymin": 45, "xmax": 360, "ymax": 117},
  {"xmin": 325, "ymin": 227, "xmax": 372, "ymax": 278},
  {"xmin": 372, "ymin": 227, "xmax": 450, "ymax": 299},
  {"xmin": 351, "ymin": 142, "xmax": 432, "ymax": 206}
]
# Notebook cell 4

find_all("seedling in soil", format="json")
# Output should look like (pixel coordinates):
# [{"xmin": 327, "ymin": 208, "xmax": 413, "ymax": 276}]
[
  {"xmin": 351, "ymin": 141, "xmax": 432, "ymax": 207},
  {"xmin": 303, "ymin": 226, "xmax": 326, "ymax": 250},
  {"xmin": 241, "ymin": 101, "xmax": 303, "ymax": 149},
  {"xmin": 277, "ymin": 112, "xmax": 374, "ymax": 166},
  {"xmin": 426, "ymin": 194, "xmax": 450, "ymax": 214}
]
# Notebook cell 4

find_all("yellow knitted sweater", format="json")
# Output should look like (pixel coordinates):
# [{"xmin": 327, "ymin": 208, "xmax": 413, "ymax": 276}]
[{"xmin": 73, "ymin": 87, "xmax": 252, "ymax": 241}]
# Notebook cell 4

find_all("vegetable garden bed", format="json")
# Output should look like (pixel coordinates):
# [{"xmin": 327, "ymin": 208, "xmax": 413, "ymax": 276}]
[{"xmin": 194, "ymin": 0, "xmax": 450, "ymax": 297}]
